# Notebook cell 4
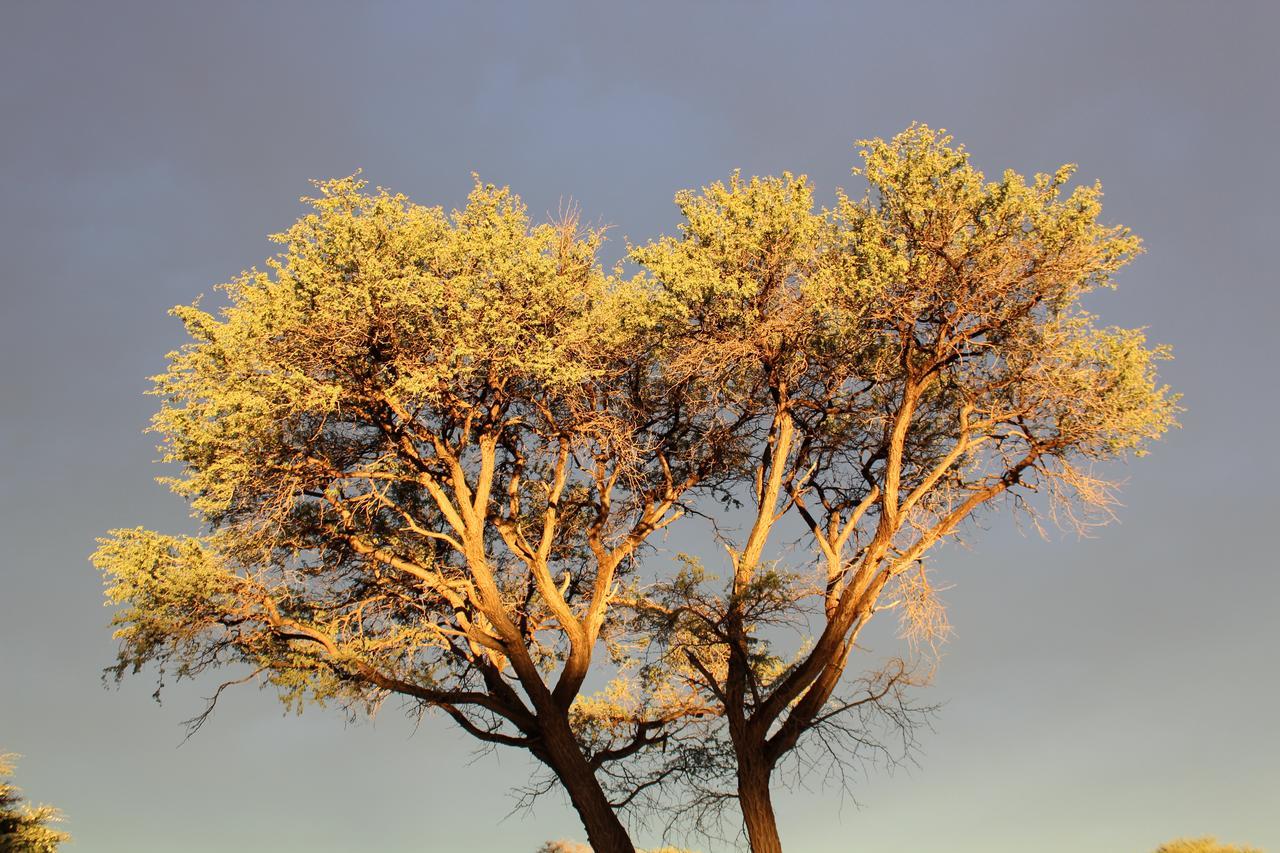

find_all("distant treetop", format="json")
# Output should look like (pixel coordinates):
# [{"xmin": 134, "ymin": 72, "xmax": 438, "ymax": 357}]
[
  {"xmin": 1155, "ymin": 839, "xmax": 1263, "ymax": 853},
  {"xmin": 0, "ymin": 753, "xmax": 69, "ymax": 853}
]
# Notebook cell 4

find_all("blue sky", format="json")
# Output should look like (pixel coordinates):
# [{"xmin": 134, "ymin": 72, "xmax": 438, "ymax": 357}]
[{"xmin": 1, "ymin": 2, "xmax": 1277, "ymax": 850}]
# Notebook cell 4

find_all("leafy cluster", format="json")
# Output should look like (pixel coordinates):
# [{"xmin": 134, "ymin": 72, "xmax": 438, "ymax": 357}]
[
  {"xmin": 0, "ymin": 755, "xmax": 68, "ymax": 853},
  {"xmin": 1154, "ymin": 840, "xmax": 1263, "ymax": 853}
]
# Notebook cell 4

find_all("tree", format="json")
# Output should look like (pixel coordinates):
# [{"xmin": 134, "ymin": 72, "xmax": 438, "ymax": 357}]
[
  {"xmin": 0, "ymin": 754, "xmax": 69, "ymax": 853},
  {"xmin": 95, "ymin": 125, "xmax": 1178, "ymax": 853},
  {"xmin": 624, "ymin": 125, "xmax": 1178, "ymax": 851},
  {"xmin": 93, "ymin": 177, "xmax": 728, "ymax": 853},
  {"xmin": 1154, "ymin": 840, "xmax": 1263, "ymax": 853}
]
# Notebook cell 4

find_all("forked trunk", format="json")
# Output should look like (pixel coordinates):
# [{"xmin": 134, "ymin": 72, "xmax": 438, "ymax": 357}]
[{"xmin": 541, "ymin": 713, "xmax": 637, "ymax": 853}]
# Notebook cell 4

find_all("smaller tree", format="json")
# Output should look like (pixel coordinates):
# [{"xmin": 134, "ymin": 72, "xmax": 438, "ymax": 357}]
[
  {"xmin": 0, "ymin": 754, "xmax": 69, "ymax": 853},
  {"xmin": 1154, "ymin": 840, "xmax": 1263, "ymax": 853}
]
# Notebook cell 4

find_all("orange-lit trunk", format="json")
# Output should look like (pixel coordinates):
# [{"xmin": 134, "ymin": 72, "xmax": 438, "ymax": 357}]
[
  {"xmin": 737, "ymin": 751, "xmax": 783, "ymax": 853},
  {"xmin": 541, "ymin": 713, "xmax": 636, "ymax": 853}
]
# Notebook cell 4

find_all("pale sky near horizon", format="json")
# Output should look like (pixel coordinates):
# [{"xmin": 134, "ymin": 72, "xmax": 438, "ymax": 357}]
[{"xmin": 2, "ymin": 2, "xmax": 1278, "ymax": 851}]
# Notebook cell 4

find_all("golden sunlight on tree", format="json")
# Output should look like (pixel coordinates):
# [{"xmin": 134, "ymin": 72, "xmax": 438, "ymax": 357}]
[
  {"xmin": 622, "ymin": 124, "xmax": 1178, "ymax": 853},
  {"xmin": 0, "ymin": 754, "xmax": 69, "ymax": 853},
  {"xmin": 93, "ymin": 176, "xmax": 718, "ymax": 853},
  {"xmin": 94, "ymin": 124, "xmax": 1178, "ymax": 852}
]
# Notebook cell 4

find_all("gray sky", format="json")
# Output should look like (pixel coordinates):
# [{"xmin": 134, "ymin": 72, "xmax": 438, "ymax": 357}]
[{"xmin": 2, "ymin": 2, "xmax": 1277, "ymax": 851}]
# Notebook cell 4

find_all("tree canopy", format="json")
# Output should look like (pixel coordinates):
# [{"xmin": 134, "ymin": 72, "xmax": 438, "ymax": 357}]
[{"xmin": 94, "ymin": 125, "xmax": 1177, "ymax": 852}]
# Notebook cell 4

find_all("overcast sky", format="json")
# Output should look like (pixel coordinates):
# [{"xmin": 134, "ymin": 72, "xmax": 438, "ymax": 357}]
[{"xmin": 2, "ymin": 2, "xmax": 1277, "ymax": 851}]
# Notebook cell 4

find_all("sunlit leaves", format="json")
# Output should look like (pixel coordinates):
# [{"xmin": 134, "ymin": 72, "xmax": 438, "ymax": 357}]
[
  {"xmin": 0, "ymin": 754, "xmax": 69, "ymax": 853},
  {"xmin": 1154, "ymin": 840, "xmax": 1263, "ymax": 853}
]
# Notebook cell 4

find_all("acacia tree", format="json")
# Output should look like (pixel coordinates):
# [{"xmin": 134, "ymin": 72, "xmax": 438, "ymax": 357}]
[
  {"xmin": 93, "ymin": 177, "xmax": 736, "ymax": 853},
  {"xmin": 0, "ymin": 754, "xmax": 69, "ymax": 853},
  {"xmin": 95, "ymin": 127, "xmax": 1178, "ymax": 853},
  {"xmin": 627, "ymin": 126, "xmax": 1179, "ymax": 851}
]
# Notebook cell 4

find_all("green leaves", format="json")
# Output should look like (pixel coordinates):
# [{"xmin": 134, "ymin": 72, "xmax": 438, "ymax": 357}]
[
  {"xmin": 92, "ymin": 529, "xmax": 258, "ymax": 693},
  {"xmin": 629, "ymin": 171, "xmax": 828, "ymax": 365}
]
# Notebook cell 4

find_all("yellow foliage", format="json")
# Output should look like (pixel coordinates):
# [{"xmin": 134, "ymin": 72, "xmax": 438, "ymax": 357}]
[
  {"xmin": 0, "ymin": 753, "xmax": 69, "ymax": 852},
  {"xmin": 1154, "ymin": 839, "xmax": 1263, "ymax": 853}
]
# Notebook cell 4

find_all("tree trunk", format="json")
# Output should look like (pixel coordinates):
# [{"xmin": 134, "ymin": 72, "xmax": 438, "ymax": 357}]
[
  {"xmin": 737, "ymin": 753, "xmax": 783, "ymax": 853},
  {"xmin": 540, "ymin": 714, "xmax": 637, "ymax": 853}
]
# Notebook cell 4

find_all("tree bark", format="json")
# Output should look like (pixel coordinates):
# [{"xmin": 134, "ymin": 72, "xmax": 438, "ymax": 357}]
[
  {"xmin": 737, "ymin": 750, "xmax": 783, "ymax": 853},
  {"xmin": 540, "ymin": 713, "xmax": 637, "ymax": 853}
]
